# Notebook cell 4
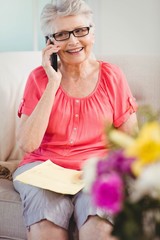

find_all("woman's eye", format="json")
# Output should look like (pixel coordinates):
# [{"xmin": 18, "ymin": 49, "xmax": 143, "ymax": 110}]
[
  {"xmin": 75, "ymin": 29, "xmax": 82, "ymax": 34},
  {"xmin": 57, "ymin": 32, "xmax": 66, "ymax": 37},
  {"xmin": 74, "ymin": 28, "xmax": 87, "ymax": 35},
  {"xmin": 56, "ymin": 32, "xmax": 68, "ymax": 38}
]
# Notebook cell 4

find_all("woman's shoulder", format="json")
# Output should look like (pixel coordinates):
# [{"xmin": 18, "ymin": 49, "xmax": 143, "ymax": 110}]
[
  {"xmin": 27, "ymin": 65, "xmax": 48, "ymax": 83},
  {"xmin": 29, "ymin": 65, "xmax": 46, "ymax": 78},
  {"xmin": 99, "ymin": 60, "xmax": 123, "ymax": 76},
  {"xmin": 25, "ymin": 65, "xmax": 48, "ymax": 90},
  {"xmin": 98, "ymin": 60, "xmax": 127, "ymax": 89}
]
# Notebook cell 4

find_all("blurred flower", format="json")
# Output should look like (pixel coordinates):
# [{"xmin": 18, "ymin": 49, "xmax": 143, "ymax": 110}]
[
  {"xmin": 127, "ymin": 122, "xmax": 160, "ymax": 175},
  {"xmin": 97, "ymin": 150, "xmax": 135, "ymax": 176},
  {"xmin": 82, "ymin": 157, "xmax": 99, "ymax": 192},
  {"xmin": 92, "ymin": 173, "xmax": 124, "ymax": 215},
  {"xmin": 83, "ymin": 108, "xmax": 160, "ymax": 240},
  {"xmin": 130, "ymin": 161, "xmax": 160, "ymax": 202},
  {"xmin": 109, "ymin": 121, "xmax": 160, "ymax": 176},
  {"xmin": 109, "ymin": 129, "xmax": 134, "ymax": 148}
]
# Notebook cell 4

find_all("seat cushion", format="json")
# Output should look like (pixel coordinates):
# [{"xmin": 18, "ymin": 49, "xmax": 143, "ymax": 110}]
[{"xmin": 0, "ymin": 179, "xmax": 26, "ymax": 240}]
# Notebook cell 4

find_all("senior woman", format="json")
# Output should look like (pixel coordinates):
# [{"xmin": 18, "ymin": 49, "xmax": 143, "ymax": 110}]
[{"xmin": 13, "ymin": 0, "xmax": 138, "ymax": 239}]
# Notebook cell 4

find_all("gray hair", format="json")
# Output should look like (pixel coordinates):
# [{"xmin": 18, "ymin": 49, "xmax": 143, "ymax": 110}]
[{"xmin": 40, "ymin": 0, "xmax": 93, "ymax": 36}]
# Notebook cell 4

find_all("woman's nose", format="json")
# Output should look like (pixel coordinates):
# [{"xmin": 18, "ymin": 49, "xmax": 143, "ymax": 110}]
[{"xmin": 67, "ymin": 33, "xmax": 79, "ymax": 45}]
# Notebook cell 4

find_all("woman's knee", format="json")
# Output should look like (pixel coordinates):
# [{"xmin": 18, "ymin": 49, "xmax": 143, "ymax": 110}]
[
  {"xmin": 27, "ymin": 219, "xmax": 68, "ymax": 240},
  {"xmin": 79, "ymin": 215, "xmax": 115, "ymax": 240}
]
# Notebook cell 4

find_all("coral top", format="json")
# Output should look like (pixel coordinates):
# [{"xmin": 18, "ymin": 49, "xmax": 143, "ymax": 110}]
[{"xmin": 18, "ymin": 61, "xmax": 137, "ymax": 170}]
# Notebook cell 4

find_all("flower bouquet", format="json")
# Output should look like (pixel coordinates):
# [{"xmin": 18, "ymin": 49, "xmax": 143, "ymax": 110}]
[{"xmin": 83, "ymin": 107, "xmax": 160, "ymax": 240}]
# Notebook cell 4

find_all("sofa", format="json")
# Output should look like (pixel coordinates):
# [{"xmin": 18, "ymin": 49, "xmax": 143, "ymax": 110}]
[{"xmin": 0, "ymin": 52, "xmax": 160, "ymax": 240}]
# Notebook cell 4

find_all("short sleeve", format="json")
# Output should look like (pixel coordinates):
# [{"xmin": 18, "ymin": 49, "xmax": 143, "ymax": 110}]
[
  {"xmin": 101, "ymin": 62, "xmax": 138, "ymax": 128},
  {"xmin": 18, "ymin": 66, "xmax": 47, "ymax": 118}
]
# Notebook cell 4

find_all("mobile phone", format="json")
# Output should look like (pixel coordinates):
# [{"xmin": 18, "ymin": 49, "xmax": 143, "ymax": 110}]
[{"xmin": 45, "ymin": 36, "xmax": 58, "ymax": 71}]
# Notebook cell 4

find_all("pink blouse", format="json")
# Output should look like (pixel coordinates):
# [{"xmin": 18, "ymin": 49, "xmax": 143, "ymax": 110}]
[{"xmin": 18, "ymin": 61, "xmax": 137, "ymax": 170}]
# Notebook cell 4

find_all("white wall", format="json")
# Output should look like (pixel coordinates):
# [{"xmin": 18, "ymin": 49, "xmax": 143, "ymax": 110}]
[
  {"xmin": 88, "ymin": 0, "xmax": 160, "ymax": 56},
  {"xmin": 0, "ymin": 0, "xmax": 160, "ymax": 55}
]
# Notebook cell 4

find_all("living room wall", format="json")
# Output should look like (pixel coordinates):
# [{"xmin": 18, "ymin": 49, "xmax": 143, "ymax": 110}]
[
  {"xmin": 89, "ymin": 0, "xmax": 160, "ymax": 56},
  {"xmin": 0, "ymin": 0, "xmax": 160, "ymax": 55}
]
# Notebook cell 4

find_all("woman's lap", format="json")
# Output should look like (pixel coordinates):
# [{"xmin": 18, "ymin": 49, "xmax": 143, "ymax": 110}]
[{"xmin": 13, "ymin": 161, "xmax": 106, "ymax": 230}]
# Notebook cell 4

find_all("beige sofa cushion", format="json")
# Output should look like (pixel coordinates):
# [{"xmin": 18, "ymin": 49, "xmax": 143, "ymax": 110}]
[
  {"xmin": 0, "ymin": 52, "xmax": 41, "ymax": 167},
  {"xmin": 0, "ymin": 179, "xmax": 26, "ymax": 239}
]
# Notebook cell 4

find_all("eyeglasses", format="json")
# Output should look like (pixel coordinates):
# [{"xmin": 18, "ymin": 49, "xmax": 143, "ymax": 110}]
[{"xmin": 48, "ymin": 26, "xmax": 92, "ymax": 42}]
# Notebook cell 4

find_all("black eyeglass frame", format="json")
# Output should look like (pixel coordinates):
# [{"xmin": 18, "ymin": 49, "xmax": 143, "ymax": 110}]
[{"xmin": 47, "ymin": 26, "xmax": 92, "ymax": 42}]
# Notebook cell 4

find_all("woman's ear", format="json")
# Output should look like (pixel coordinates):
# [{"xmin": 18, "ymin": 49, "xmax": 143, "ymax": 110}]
[
  {"xmin": 91, "ymin": 32, "xmax": 95, "ymax": 44},
  {"xmin": 91, "ymin": 24, "xmax": 96, "ymax": 43}
]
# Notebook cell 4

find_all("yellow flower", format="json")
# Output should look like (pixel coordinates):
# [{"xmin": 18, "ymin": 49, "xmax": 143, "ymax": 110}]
[
  {"xmin": 126, "ymin": 122, "xmax": 160, "ymax": 175},
  {"xmin": 108, "ymin": 121, "xmax": 160, "ymax": 175}
]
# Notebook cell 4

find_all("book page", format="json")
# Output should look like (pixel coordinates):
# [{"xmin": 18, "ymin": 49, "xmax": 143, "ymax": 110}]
[{"xmin": 14, "ymin": 160, "xmax": 84, "ymax": 195}]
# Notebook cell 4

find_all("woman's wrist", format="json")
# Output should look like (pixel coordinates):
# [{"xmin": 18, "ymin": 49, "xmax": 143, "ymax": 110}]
[{"xmin": 46, "ymin": 79, "xmax": 60, "ymax": 94}]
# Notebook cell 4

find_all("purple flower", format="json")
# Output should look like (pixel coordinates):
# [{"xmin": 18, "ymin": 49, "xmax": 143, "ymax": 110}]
[
  {"xmin": 91, "ymin": 173, "xmax": 124, "ymax": 215},
  {"xmin": 97, "ymin": 150, "xmax": 135, "ymax": 176}
]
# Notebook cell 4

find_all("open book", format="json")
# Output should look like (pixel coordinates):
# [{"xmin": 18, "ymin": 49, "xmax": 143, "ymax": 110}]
[{"xmin": 14, "ymin": 160, "xmax": 84, "ymax": 195}]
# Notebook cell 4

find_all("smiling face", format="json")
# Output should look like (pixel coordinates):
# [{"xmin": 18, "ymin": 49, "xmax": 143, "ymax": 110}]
[{"xmin": 52, "ymin": 14, "xmax": 95, "ymax": 65}]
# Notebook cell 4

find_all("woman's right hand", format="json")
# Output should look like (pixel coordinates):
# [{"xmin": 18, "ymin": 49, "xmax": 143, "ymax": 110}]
[{"xmin": 42, "ymin": 40, "xmax": 62, "ymax": 91}]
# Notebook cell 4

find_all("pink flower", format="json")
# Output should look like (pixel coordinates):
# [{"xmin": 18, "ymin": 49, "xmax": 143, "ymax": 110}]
[{"xmin": 92, "ymin": 173, "xmax": 124, "ymax": 215}]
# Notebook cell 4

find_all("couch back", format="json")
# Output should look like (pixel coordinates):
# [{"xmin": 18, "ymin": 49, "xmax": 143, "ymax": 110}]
[
  {"xmin": 0, "ymin": 52, "xmax": 41, "ymax": 164},
  {"xmin": 0, "ymin": 52, "xmax": 160, "ymax": 164}
]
